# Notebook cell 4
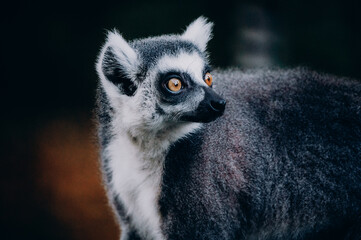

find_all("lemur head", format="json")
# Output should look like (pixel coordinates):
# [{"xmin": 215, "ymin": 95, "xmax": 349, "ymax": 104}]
[{"xmin": 97, "ymin": 17, "xmax": 226, "ymax": 135}]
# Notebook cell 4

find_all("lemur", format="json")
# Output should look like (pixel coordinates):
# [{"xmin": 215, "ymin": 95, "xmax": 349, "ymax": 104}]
[{"xmin": 96, "ymin": 17, "xmax": 361, "ymax": 240}]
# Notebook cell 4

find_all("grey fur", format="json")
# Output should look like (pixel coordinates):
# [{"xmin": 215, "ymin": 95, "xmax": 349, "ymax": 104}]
[
  {"xmin": 130, "ymin": 35, "xmax": 203, "ymax": 72},
  {"xmin": 96, "ymin": 17, "xmax": 361, "ymax": 240},
  {"xmin": 160, "ymin": 68, "xmax": 361, "ymax": 239}
]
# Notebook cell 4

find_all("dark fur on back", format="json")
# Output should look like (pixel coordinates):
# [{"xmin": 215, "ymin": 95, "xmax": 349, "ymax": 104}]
[{"xmin": 159, "ymin": 68, "xmax": 361, "ymax": 239}]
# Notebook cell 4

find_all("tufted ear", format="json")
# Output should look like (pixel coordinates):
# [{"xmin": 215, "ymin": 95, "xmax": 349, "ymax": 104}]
[
  {"xmin": 96, "ymin": 30, "xmax": 140, "ymax": 96},
  {"xmin": 181, "ymin": 16, "xmax": 213, "ymax": 52}
]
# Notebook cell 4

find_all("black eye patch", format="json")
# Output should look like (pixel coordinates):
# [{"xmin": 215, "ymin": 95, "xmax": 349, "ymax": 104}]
[
  {"xmin": 162, "ymin": 73, "xmax": 186, "ymax": 94},
  {"xmin": 156, "ymin": 71, "xmax": 195, "ymax": 105}
]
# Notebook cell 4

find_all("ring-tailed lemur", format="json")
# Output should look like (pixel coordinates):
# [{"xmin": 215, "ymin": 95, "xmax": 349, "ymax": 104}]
[{"xmin": 96, "ymin": 17, "xmax": 361, "ymax": 240}]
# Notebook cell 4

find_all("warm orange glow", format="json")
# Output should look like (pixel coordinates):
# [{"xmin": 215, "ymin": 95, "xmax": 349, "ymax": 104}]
[{"xmin": 35, "ymin": 118, "xmax": 119, "ymax": 240}]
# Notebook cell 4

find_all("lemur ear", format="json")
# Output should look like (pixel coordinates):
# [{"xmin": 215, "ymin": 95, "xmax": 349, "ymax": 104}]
[
  {"xmin": 97, "ymin": 30, "xmax": 139, "ymax": 96},
  {"xmin": 181, "ymin": 16, "xmax": 213, "ymax": 52}
]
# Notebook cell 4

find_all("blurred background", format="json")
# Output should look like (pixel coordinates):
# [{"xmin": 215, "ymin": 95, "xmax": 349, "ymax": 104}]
[{"xmin": 1, "ymin": 0, "xmax": 360, "ymax": 239}]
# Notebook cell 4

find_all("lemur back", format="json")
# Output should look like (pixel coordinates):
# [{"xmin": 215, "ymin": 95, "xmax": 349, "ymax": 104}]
[{"xmin": 96, "ymin": 17, "xmax": 361, "ymax": 240}]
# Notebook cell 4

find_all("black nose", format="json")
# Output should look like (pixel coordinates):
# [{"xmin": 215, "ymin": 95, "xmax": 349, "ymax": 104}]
[{"xmin": 210, "ymin": 99, "xmax": 226, "ymax": 112}]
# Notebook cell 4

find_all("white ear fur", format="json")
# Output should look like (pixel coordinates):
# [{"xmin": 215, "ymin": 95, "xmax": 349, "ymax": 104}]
[
  {"xmin": 181, "ymin": 16, "xmax": 213, "ymax": 52},
  {"xmin": 97, "ymin": 30, "xmax": 139, "ymax": 81}
]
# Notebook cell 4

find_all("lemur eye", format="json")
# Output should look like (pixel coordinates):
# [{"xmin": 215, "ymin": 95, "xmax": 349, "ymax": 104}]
[
  {"xmin": 167, "ymin": 78, "xmax": 182, "ymax": 92},
  {"xmin": 204, "ymin": 72, "xmax": 213, "ymax": 87}
]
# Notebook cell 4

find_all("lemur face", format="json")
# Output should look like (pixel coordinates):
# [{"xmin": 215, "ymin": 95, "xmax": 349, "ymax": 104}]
[
  {"xmin": 152, "ymin": 51, "xmax": 225, "ymax": 123},
  {"xmin": 97, "ymin": 17, "xmax": 225, "ymax": 129}
]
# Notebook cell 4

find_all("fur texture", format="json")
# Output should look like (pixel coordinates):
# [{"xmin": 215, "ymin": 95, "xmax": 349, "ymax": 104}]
[
  {"xmin": 95, "ymin": 17, "xmax": 361, "ymax": 240},
  {"xmin": 160, "ymin": 68, "xmax": 361, "ymax": 239}
]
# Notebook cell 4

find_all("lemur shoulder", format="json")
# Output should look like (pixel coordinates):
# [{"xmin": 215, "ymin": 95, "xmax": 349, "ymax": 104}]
[{"xmin": 96, "ymin": 17, "xmax": 361, "ymax": 240}]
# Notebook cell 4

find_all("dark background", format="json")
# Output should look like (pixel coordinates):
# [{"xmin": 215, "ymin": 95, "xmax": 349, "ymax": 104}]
[{"xmin": 1, "ymin": 0, "xmax": 360, "ymax": 239}]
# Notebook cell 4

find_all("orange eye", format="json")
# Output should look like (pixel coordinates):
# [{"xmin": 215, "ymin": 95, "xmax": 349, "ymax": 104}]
[
  {"xmin": 167, "ymin": 78, "xmax": 182, "ymax": 92},
  {"xmin": 204, "ymin": 72, "xmax": 213, "ymax": 87}
]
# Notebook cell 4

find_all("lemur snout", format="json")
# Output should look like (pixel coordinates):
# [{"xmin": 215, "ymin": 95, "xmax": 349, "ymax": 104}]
[
  {"xmin": 185, "ymin": 87, "xmax": 226, "ymax": 123},
  {"xmin": 210, "ymin": 99, "xmax": 226, "ymax": 113},
  {"xmin": 203, "ymin": 86, "xmax": 226, "ymax": 117},
  {"xmin": 178, "ymin": 87, "xmax": 226, "ymax": 123}
]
